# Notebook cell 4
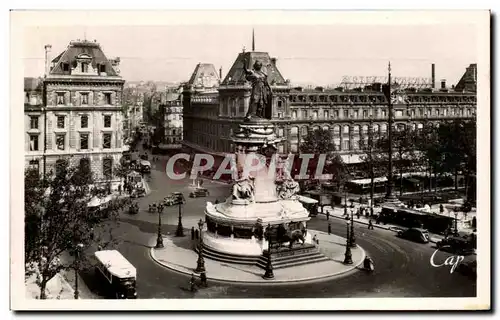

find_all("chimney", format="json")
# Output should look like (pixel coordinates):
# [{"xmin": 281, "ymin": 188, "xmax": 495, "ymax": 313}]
[
  {"xmin": 219, "ymin": 66, "xmax": 222, "ymax": 80},
  {"xmin": 271, "ymin": 57, "xmax": 277, "ymax": 65},
  {"xmin": 431, "ymin": 63, "xmax": 435, "ymax": 89},
  {"xmin": 44, "ymin": 44, "xmax": 52, "ymax": 77},
  {"xmin": 441, "ymin": 79, "xmax": 446, "ymax": 89}
]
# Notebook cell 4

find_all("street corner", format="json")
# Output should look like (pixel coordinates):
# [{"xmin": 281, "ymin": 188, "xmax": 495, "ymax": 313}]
[{"xmin": 149, "ymin": 231, "xmax": 366, "ymax": 285}]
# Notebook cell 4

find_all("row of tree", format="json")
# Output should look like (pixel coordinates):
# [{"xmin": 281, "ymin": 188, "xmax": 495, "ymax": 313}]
[
  {"xmin": 25, "ymin": 161, "xmax": 130, "ymax": 299},
  {"xmin": 299, "ymin": 119, "xmax": 477, "ymax": 206}
]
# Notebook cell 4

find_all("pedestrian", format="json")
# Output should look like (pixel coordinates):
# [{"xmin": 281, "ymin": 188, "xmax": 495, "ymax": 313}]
[
  {"xmin": 368, "ymin": 219, "xmax": 374, "ymax": 230},
  {"xmin": 328, "ymin": 223, "xmax": 331, "ymax": 235},
  {"xmin": 215, "ymin": 199, "xmax": 219, "ymax": 204},
  {"xmin": 200, "ymin": 271, "xmax": 208, "ymax": 287},
  {"xmin": 118, "ymin": 184, "xmax": 122, "ymax": 195},
  {"xmin": 326, "ymin": 211, "xmax": 330, "ymax": 220},
  {"xmin": 90, "ymin": 227, "xmax": 95, "ymax": 240},
  {"xmin": 312, "ymin": 235, "xmax": 318, "ymax": 244},
  {"xmin": 195, "ymin": 229, "xmax": 199, "ymax": 240},
  {"xmin": 357, "ymin": 209, "xmax": 361, "ymax": 220},
  {"xmin": 191, "ymin": 227, "xmax": 195, "ymax": 240},
  {"xmin": 190, "ymin": 273, "xmax": 196, "ymax": 292}
]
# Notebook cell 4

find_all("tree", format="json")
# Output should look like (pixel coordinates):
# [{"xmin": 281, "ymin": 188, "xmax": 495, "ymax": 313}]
[
  {"xmin": 25, "ymin": 161, "xmax": 129, "ymax": 299},
  {"xmin": 358, "ymin": 127, "xmax": 387, "ymax": 210}
]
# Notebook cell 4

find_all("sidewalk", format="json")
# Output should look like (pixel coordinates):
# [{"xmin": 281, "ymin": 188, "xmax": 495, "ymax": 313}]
[
  {"xmin": 150, "ymin": 230, "xmax": 365, "ymax": 284},
  {"xmin": 320, "ymin": 206, "xmax": 446, "ymax": 244}
]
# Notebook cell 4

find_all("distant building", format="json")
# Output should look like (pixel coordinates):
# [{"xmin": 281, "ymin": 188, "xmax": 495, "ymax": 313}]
[
  {"xmin": 25, "ymin": 39, "xmax": 126, "ymax": 184},
  {"xmin": 182, "ymin": 47, "xmax": 477, "ymax": 167},
  {"xmin": 161, "ymin": 87, "xmax": 183, "ymax": 150}
]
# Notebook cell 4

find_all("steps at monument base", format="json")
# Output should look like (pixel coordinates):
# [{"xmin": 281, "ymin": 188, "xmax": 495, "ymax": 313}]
[
  {"xmin": 256, "ymin": 245, "xmax": 330, "ymax": 270},
  {"xmin": 199, "ymin": 243, "xmax": 261, "ymax": 265}
]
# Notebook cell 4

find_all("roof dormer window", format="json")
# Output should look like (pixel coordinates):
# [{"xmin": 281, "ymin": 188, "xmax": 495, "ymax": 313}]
[{"xmin": 81, "ymin": 62, "xmax": 89, "ymax": 73}]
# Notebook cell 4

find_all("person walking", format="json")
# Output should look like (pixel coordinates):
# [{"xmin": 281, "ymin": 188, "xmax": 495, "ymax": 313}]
[
  {"xmin": 368, "ymin": 219, "xmax": 374, "ymax": 230},
  {"xmin": 326, "ymin": 211, "xmax": 330, "ymax": 221},
  {"xmin": 191, "ymin": 227, "xmax": 195, "ymax": 240},
  {"xmin": 118, "ymin": 183, "xmax": 122, "ymax": 195},
  {"xmin": 328, "ymin": 222, "xmax": 332, "ymax": 235}
]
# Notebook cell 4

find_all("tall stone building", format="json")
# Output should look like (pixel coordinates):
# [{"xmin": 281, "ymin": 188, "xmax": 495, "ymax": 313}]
[
  {"xmin": 182, "ymin": 48, "xmax": 477, "ymax": 167},
  {"xmin": 24, "ymin": 39, "xmax": 126, "ymax": 184}
]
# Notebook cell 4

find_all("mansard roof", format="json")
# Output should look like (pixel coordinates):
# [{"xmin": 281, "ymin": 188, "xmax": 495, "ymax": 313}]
[
  {"xmin": 49, "ymin": 39, "xmax": 119, "ymax": 77},
  {"xmin": 187, "ymin": 63, "xmax": 220, "ymax": 88},
  {"xmin": 221, "ymin": 51, "xmax": 286, "ymax": 86}
]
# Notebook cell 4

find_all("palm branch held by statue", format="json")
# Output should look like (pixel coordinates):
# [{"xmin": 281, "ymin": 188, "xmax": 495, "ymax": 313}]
[{"xmin": 243, "ymin": 57, "xmax": 273, "ymax": 120}]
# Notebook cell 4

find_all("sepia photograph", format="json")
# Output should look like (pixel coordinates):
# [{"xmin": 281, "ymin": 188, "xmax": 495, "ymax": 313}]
[{"xmin": 9, "ymin": 10, "xmax": 490, "ymax": 311}]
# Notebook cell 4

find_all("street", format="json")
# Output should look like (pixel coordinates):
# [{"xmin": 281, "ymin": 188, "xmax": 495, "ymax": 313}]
[{"xmin": 79, "ymin": 154, "xmax": 476, "ymax": 299}]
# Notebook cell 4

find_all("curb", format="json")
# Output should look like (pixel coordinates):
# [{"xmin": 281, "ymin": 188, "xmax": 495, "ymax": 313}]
[{"xmin": 149, "ymin": 231, "xmax": 366, "ymax": 285}]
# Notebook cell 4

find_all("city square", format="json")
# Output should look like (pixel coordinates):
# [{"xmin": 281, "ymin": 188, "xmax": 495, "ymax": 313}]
[{"xmin": 18, "ymin": 14, "xmax": 485, "ymax": 307}]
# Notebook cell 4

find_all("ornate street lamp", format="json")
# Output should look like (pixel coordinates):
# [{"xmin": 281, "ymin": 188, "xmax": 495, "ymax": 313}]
[
  {"xmin": 74, "ymin": 243, "xmax": 84, "ymax": 299},
  {"xmin": 350, "ymin": 210, "xmax": 357, "ymax": 248},
  {"xmin": 175, "ymin": 198, "xmax": 185, "ymax": 237},
  {"xmin": 195, "ymin": 218, "xmax": 206, "ymax": 273},
  {"xmin": 263, "ymin": 223, "xmax": 275, "ymax": 279},
  {"xmin": 155, "ymin": 203, "xmax": 164, "ymax": 249},
  {"xmin": 343, "ymin": 221, "xmax": 353, "ymax": 265}
]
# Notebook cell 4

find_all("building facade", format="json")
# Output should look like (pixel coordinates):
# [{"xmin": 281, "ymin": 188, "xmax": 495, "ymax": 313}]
[
  {"xmin": 24, "ymin": 39, "xmax": 126, "ymax": 182},
  {"xmin": 183, "ymin": 49, "xmax": 477, "ymax": 165},
  {"xmin": 162, "ymin": 87, "xmax": 183, "ymax": 149}
]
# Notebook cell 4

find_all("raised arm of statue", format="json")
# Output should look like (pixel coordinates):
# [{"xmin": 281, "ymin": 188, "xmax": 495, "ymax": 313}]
[{"xmin": 243, "ymin": 58, "xmax": 249, "ymax": 74}]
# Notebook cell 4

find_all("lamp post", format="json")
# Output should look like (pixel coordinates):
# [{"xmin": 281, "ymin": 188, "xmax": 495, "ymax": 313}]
[
  {"xmin": 155, "ymin": 203, "xmax": 164, "ymax": 249},
  {"xmin": 454, "ymin": 211, "xmax": 459, "ymax": 236},
  {"xmin": 350, "ymin": 209, "xmax": 357, "ymax": 248},
  {"xmin": 175, "ymin": 198, "xmax": 185, "ymax": 237},
  {"xmin": 263, "ymin": 223, "xmax": 275, "ymax": 279},
  {"xmin": 195, "ymin": 218, "xmax": 206, "ymax": 273},
  {"xmin": 74, "ymin": 243, "xmax": 84, "ymax": 299},
  {"xmin": 383, "ymin": 62, "xmax": 399, "ymax": 205},
  {"xmin": 343, "ymin": 221, "xmax": 353, "ymax": 265}
]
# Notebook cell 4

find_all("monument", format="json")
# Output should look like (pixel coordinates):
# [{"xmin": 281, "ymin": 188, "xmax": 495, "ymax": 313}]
[{"xmin": 201, "ymin": 58, "xmax": 327, "ymax": 269}]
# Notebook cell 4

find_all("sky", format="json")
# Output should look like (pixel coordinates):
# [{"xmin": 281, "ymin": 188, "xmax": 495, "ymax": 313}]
[{"xmin": 23, "ymin": 24, "xmax": 478, "ymax": 86}]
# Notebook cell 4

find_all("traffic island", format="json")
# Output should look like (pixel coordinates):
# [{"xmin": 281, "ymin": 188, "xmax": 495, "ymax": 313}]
[{"xmin": 150, "ymin": 229, "xmax": 365, "ymax": 284}]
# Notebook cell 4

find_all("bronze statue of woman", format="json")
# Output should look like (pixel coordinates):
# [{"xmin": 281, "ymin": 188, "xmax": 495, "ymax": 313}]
[{"xmin": 243, "ymin": 58, "xmax": 273, "ymax": 121}]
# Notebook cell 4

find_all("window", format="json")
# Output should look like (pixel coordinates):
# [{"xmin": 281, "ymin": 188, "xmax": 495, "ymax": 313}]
[
  {"xmin": 343, "ymin": 110, "xmax": 349, "ymax": 118},
  {"xmin": 363, "ymin": 110, "xmax": 368, "ymax": 118},
  {"xmin": 353, "ymin": 125, "xmax": 360, "ymax": 134},
  {"xmin": 354, "ymin": 110, "xmax": 359, "ymax": 119},
  {"xmin": 62, "ymin": 63, "xmax": 70, "ymax": 72},
  {"xmin": 382, "ymin": 110, "xmax": 387, "ymax": 117},
  {"xmin": 57, "ymin": 116, "xmax": 65, "ymax": 129},
  {"xmin": 277, "ymin": 100, "xmax": 283, "ymax": 108},
  {"xmin": 99, "ymin": 64, "xmax": 106, "ymax": 73},
  {"xmin": 81, "ymin": 115, "xmax": 88, "ymax": 128},
  {"xmin": 419, "ymin": 109, "xmax": 424, "ymax": 116},
  {"xmin": 362, "ymin": 125, "xmax": 368, "ymax": 135},
  {"xmin": 79, "ymin": 158, "xmax": 90, "ymax": 173},
  {"xmin": 29, "ymin": 160, "xmax": 39, "ymax": 172},
  {"xmin": 395, "ymin": 110, "xmax": 403, "ymax": 117},
  {"xmin": 57, "ymin": 93, "xmax": 65, "ymax": 105},
  {"xmin": 56, "ymin": 134, "xmax": 65, "ymax": 150},
  {"xmin": 30, "ymin": 116, "xmax": 39, "ymax": 129},
  {"xmin": 343, "ymin": 126, "xmax": 349, "ymax": 134},
  {"xmin": 81, "ymin": 62, "xmax": 89, "ymax": 73},
  {"xmin": 103, "ymin": 133, "xmax": 111, "ymax": 149},
  {"xmin": 333, "ymin": 126, "xmax": 340, "ymax": 135},
  {"xmin": 29, "ymin": 135, "xmax": 39, "ymax": 151},
  {"xmin": 334, "ymin": 110, "xmax": 339, "ymax": 118},
  {"xmin": 302, "ymin": 110, "xmax": 308, "ymax": 119},
  {"xmin": 55, "ymin": 159, "xmax": 67, "ymax": 177},
  {"xmin": 312, "ymin": 111, "xmax": 318, "ymax": 119},
  {"xmin": 343, "ymin": 140, "xmax": 350, "ymax": 150},
  {"xmin": 80, "ymin": 134, "xmax": 89, "ymax": 150},
  {"xmin": 292, "ymin": 111, "xmax": 297, "ymax": 119},
  {"xmin": 278, "ymin": 112, "xmax": 283, "ymax": 118},
  {"xmin": 301, "ymin": 126, "xmax": 308, "ymax": 136},
  {"xmin": 324, "ymin": 110, "xmax": 329, "ymax": 119},
  {"xmin": 81, "ymin": 93, "xmax": 89, "ymax": 105},
  {"xmin": 104, "ymin": 115, "xmax": 112, "ymax": 128},
  {"xmin": 443, "ymin": 109, "xmax": 447, "ymax": 116},
  {"xmin": 104, "ymin": 93, "xmax": 112, "ymax": 105},
  {"xmin": 103, "ymin": 158, "xmax": 113, "ymax": 179},
  {"xmin": 278, "ymin": 128, "xmax": 284, "ymax": 137}
]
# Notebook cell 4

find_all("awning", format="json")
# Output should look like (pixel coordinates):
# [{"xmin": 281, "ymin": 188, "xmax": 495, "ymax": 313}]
[{"xmin": 297, "ymin": 195, "xmax": 319, "ymax": 204}]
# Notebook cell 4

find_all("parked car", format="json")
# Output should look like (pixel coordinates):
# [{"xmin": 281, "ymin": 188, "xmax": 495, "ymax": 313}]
[
  {"xmin": 189, "ymin": 188, "xmax": 210, "ymax": 198},
  {"xmin": 139, "ymin": 160, "xmax": 151, "ymax": 173},
  {"xmin": 436, "ymin": 235, "xmax": 475, "ymax": 255},
  {"xmin": 456, "ymin": 259, "xmax": 477, "ymax": 279},
  {"xmin": 163, "ymin": 192, "xmax": 186, "ymax": 206},
  {"xmin": 397, "ymin": 228, "xmax": 430, "ymax": 243}
]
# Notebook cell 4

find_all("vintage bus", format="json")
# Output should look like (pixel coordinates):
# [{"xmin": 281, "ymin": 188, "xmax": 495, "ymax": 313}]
[{"xmin": 94, "ymin": 250, "xmax": 137, "ymax": 299}]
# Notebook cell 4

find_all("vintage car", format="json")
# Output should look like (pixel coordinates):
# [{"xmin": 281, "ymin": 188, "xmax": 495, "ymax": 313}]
[
  {"xmin": 163, "ymin": 192, "xmax": 186, "ymax": 206},
  {"xmin": 436, "ymin": 234, "xmax": 476, "ymax": 255},
  {"xmin": 139, "ymin": 160, "xmax": 151, "ymax": 173},
  {"xmin": 189, "ymin": 188, "xmax": 210, "ymax": 198},
  {"xmin": 397, "ymin": 228, "xmax": 430, "ymax": 243}
]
